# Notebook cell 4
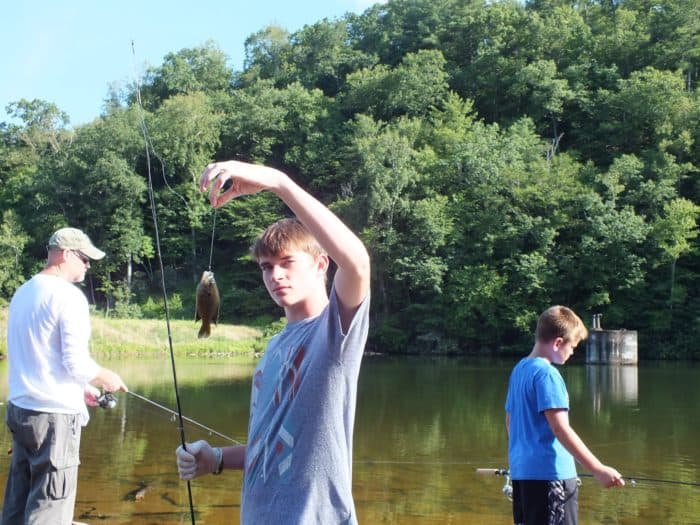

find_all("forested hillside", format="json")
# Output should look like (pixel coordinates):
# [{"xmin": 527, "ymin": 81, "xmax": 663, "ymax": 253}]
[{"xmin": 1, "ymin": 0, "xmax": 698, "ymax": 357}]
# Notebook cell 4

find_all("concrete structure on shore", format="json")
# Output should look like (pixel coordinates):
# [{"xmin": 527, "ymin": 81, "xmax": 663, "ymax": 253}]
[{"xmin": 586, "ymin": 314, "xmax": 638, "ymax": 365}]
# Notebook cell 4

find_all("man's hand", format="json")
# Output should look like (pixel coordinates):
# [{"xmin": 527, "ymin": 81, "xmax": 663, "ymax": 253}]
[
  {"xmin": 84, "ymin": 384, "xmax": 101, "ymax": 407},
  {"xmin": 94, "ymin": 368, "xmax": 128, "ymax": 393}
]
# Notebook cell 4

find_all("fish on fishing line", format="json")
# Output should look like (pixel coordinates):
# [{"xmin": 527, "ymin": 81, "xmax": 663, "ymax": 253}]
[{"xmin": 195, "ymin": 270, "xmax": 220, "ymax": 338}]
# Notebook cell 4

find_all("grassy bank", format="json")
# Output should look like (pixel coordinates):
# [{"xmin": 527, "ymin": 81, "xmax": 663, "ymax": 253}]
[{"xmin": 0, "ymin": 307, "xmax": 266, "ymax": 358}]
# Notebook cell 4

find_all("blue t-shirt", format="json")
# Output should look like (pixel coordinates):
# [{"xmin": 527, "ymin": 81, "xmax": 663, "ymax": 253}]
[
  {"xmin": 241, "ymin": 286, "xmax": 370, "ymax": 525},
  {"xmin": 505, "ymin": 357, "xmax": 577, "ymax": 480}
]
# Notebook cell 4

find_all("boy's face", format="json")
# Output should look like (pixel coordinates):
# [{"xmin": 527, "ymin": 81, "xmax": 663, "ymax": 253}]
[
  {"xmin": 258, "ymin": 249, "xmax": 326, "ymax": 308},
  {"xmin": 551, "ymin": 337, "xmax": 581, "ymax": 365}
]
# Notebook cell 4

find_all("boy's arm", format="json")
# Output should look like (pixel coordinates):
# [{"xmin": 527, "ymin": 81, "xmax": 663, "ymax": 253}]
[
  {"xmin": 200, "ymin": 161, "xmax": 371, "ymax": 327},
  {"xmin": 222, "ymin": 444, "xmax": 246, "ymax": 470},
  {"xmin": 274, "ymin": 172, "xmax": 370, "ymax": 320},
  {"xmin": 176, "ymin": 441, "xmax": 246, "ymax": 480},
  {"xmin": 544, "ymin": 408, "xmax": 625, "ymax": 488}
]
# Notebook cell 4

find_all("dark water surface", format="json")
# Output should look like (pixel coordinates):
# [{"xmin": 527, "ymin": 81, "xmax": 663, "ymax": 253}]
[{"xmin": 0, "ymin": 356, "xmax": 699, "ymax": 524}]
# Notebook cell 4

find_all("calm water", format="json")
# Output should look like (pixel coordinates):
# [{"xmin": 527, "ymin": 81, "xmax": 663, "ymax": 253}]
[{"xmin": 0, "ymin": 356, "xmax": 699, "ymax": 524}]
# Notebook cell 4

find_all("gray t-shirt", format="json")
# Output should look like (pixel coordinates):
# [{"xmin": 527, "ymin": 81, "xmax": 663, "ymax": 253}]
[{"xmin": 241, "ymin": 287, "xmax": 370, "ymax": 525}]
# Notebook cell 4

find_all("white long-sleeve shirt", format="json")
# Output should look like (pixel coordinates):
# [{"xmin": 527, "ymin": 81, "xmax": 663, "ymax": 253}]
[{"xmin": 6, "ymin": 274, "xmax": 101, "ymax": 425}]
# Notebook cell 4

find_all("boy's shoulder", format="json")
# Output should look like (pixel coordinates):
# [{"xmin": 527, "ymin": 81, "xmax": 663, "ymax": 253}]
[
  {"xmin": 514, "ymin": 356, "xmax": 548, "ymax": 370},
  {"xmin": 512, "ymin": 356, "xmax": 558, "ymax": 380}
]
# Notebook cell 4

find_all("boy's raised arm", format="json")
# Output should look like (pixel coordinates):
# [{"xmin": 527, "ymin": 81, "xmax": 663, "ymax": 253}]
[{"xmin": 199, "ymin": 161, "xmax": 370, "ymax": 321}]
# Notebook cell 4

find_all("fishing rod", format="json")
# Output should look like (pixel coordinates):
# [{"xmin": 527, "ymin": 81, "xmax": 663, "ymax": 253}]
[
  {"xmin": 119, "ymin": 390, "xmax": 700, "ymax": 486},
  {"xmin": 100, "ymin": 395, "xmax": 497, "ymax": 467},
  {"xmin": 106, "ymin": 393, "xmax": 493, "ymax": 464},
  {"xmin": 476, "ymin": 468, "xmax": 700, "ymax": 490},
  {"xmin": 132, "ymin": 40, "xmax": 196, "ymax": 525},
  {"xmin": 126, "ymin": 391, "xmax": 242, "ymax": 445}
]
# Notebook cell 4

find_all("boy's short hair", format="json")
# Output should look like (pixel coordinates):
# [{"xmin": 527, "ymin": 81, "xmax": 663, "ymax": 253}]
[
  {"xmin": 251, "ymin": 218, "xmax": 325, "ymax": 262},
  {"xmin": 535, "ymin": 305, "xmax": 588, "ymax": 344}
]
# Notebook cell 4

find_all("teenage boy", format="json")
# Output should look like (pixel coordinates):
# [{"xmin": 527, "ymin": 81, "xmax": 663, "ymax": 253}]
[{"xmin": 176, "ymin": 161, "xmax": 371, "ymax": 525}]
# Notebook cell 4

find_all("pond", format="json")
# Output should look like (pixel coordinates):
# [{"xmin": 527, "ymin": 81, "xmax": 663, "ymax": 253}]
[{"xmin": 0, "ymin": 355, "xmax": 698, "ymax": 524}]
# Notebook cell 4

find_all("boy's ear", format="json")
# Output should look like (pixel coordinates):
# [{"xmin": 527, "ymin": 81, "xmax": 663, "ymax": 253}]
[
  {"xmin": 552, "ymin": 337, "xmax": 564, "ymax": 352},
  {"xmin": 316, "ymin": 253, "xmax": 330, "ymax": 274}
]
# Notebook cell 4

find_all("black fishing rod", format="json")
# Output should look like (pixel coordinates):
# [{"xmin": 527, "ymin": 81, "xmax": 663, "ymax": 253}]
[
  {"xmin": 132, "ymin": 40, "xmax": 196, "ymax": 525},
  {"xmin": 476, "ymin": 468, "xmax": 700, "ymax": 489},
  {"xmin": 578, "ymin": 472, "xmax": 700, "ymax": 488}
]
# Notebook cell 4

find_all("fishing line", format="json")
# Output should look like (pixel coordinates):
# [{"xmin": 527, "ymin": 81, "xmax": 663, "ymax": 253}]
[
  {"xmin": 131, "ymin": 40, "xmax": 196, "ymax": 525},
  {"xmin": 208, "ymin": 209, "xmax": 217, "ymax": 271},
  {"xmin": 127, "ymin": 391, "xmax": 242, "ymax": 445},
  {"xmin": 207, "ymin": 177, "xmax": 233, "ymax": 272}
]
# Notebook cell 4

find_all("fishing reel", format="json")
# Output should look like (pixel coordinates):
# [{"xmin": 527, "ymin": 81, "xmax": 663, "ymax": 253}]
[
  {"xmin": 97, "ymin": 392, "xmax": 118, "ymax": 409},
  {"xmin": 476, "ymin": 468, "xmax": 513, "ymax": 501},
  {"xmin": 502, "ymin": 472, "xmax": 513, "ymax": 501},
  {"xmin": 500, "ymin": 473, "xmax": 584, "ymax": 502}
]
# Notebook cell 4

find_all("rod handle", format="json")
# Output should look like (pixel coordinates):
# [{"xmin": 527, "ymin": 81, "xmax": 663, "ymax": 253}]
[{"xmin": 476, "ymin": 468, "xmax": 507, "ymax": 476}]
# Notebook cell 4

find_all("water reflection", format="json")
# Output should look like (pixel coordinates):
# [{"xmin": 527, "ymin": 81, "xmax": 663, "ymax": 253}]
[
  {"xmin": 0, "ymin": 357, "xmax": 697, "ymax": 524},
  {"xmin": 586, "ymin": 364, "xmax": 639, "ymax": 414}
]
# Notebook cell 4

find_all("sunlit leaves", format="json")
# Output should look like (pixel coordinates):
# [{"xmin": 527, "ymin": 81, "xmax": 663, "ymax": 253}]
[
  {"xmin": 341, "ymin": 49, "xmax": 449, "ymax": 120},
  {"xmin": 653, "ymin": 198, "xmax": 700, "ymax": 262}
]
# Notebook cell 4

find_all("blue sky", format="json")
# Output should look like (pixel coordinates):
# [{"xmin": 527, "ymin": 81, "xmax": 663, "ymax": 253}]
[{"xmin": 2, "ymin": 0, "xmax": 383, "ymax": 127}]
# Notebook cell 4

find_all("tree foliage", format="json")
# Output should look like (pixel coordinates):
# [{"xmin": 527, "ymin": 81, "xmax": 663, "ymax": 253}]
[{"xmin": 2, "ymin": 0, "xmax": 699, "ymax": 357}]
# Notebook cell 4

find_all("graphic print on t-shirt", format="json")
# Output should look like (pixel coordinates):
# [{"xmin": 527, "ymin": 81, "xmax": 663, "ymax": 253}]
[{"xmin": 246, "ymin": 343, "xmax": 308, "ymax": 484}]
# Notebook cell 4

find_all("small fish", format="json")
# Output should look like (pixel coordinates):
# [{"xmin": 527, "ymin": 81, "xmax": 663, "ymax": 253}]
[{"xmin": 195, "ymin": 270, "xmax": 220, "ymax": 338}]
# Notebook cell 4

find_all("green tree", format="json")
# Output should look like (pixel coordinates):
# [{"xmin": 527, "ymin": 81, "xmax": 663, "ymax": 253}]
[
  {"xmin": 341, "ymin": 49, "xmax": 449, "ymax": 120},
  {"xmin": 646, "ymin": 0, "xmax": 700, "ymax": 86},
  {"xmin": 54, "ymin": 107, "xmax": 150, "ymax": 308},
  {"xmin": 1, "ymin": 100, "xmax": 74, "ymax": 264},
  {"xmin": 594, "ymin": 68, "xmax": 693, "ymax": 157},
  {"xmin": 137, "ymin": 41, "xmax": 233, "ymax": 110},
  {"xmin": 149, "ymin": 92, "xmax": 223, "ymax": 280},
  {"xmin": 240, "ymin": 25, "xmax": 291, "ymax": 85},
  {"xmin": 0, "ymin": 210, "xmax": 29, "ymax": 300},
  {"xmin": 508, "ymin": 59, "xmax": 575, "ymax": 142},
  {"xmin": 4, "ymin": 99, "xmax": 71, "ymax": 153},
  {"xmin": 277, "ymin": 19, "xmax": 376, "ymax": 96},
  {"xmin": 652, "ymin": 198, "xmax": 700, "ymax": 309}
]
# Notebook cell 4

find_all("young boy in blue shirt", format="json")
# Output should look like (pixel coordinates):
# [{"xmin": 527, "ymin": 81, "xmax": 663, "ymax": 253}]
[{"xmin": 505, "ymin": 305, "xmax": 624, "ymax": 525}]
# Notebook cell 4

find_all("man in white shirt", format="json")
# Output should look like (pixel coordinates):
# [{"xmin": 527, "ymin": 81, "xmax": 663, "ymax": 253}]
[{"xmin": 2, "ymin": 227, "xmax": 128, "ymax": 525}]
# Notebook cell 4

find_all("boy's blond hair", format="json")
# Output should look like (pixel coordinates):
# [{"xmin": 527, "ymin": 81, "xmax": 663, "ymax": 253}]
[
  {"xmin": 251, "ymin": 218, "xmax": 325, "ymax": 262},
  {"xmin": 535, "ymin": 305, "xmax": 588, "ymax": 344}
]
